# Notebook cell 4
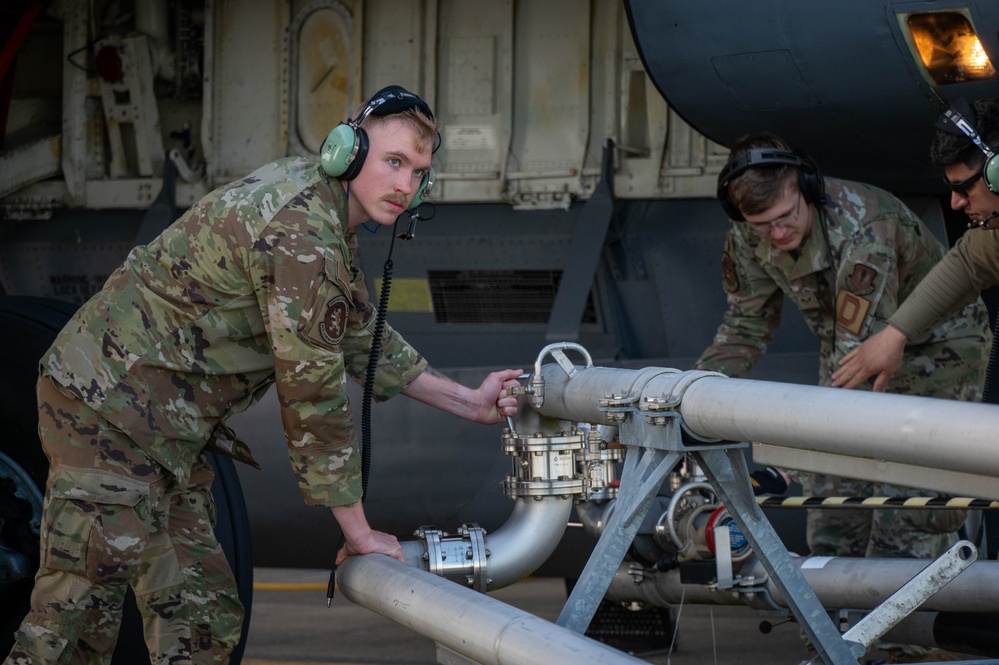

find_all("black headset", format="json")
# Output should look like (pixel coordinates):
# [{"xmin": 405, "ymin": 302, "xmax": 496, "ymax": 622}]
[
  {"xmin": 319, "ymin": 85, "xmax": 436, "ymax": 210},
  {"xmin": 717, "ymin": 148, "xmax": 825, "ymax": 221},
  {"xmin": 939, "ymin": 100, "xmax": 999, "ymax": 194}
]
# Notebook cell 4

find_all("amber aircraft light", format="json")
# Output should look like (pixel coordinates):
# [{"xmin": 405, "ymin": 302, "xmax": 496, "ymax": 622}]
[{"xmin": 906, "ymin": 11, "xmax": 997, "ymax": 84}]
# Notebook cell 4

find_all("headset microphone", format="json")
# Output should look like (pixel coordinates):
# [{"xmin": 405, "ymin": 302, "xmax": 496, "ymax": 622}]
[
  {"xmin": 397, "ymin": 209, "xmax": 420, "ymax": 240},
  {"xmin": 397, "ymin": 201, "xmax": 436, "ymax": 240},
  {"xmin": 969, "ymin": 209, "xmax": 999, "ymax": 230}
]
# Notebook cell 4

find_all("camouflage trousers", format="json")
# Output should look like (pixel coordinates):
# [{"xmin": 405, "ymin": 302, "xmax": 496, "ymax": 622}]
[
  {"xmin": 4, "ymin": 376, "xmax": 244, "ymax": 665},
  {"xmin": 801, "ymin": 340, "xmax": 986, "ymax": 559},
  {"xmin": 796, "ymin": 473, "xmax": 965, "ymax": 558}
]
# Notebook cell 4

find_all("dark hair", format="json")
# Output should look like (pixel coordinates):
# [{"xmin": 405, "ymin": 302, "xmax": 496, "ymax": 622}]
[
  {"xmin": 930, "ymin": 98, "xmax": 999, "ymax": 170},
  {"xmin": 725, "ymin": 132, "xmax": 799, "ymax": 216}
]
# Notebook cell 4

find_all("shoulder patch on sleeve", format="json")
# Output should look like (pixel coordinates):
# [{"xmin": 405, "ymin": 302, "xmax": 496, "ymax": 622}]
[
  {"xmin": 845, "ymin": 262, "xmax": 878, "ymax": 296},
  {"xmin": 319, "ymin": 295, "xmax": 350, "ymax": 345},
  {"xmin": 722, "ymin": 252, "xmax": 740, "ymax": 294}
]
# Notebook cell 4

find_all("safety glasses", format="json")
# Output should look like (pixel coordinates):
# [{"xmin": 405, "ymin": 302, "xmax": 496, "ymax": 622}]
[{"xmin": 943, "ymin": 170, "xmax": 983, "ymax": 197}]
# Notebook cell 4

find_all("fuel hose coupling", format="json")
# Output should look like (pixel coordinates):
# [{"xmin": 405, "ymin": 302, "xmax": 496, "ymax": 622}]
[
  {"xmin": 413, "ymin": 524, "xmax": 490, "ymax": 592},
  {"xmin": 502, "ymin": 427, "xmax": 586, "ymax": 500}
]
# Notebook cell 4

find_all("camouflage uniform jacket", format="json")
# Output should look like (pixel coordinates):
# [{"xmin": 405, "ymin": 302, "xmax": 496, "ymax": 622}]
[
  {"xmin": 696, "ymin": 177, "xmax": 990, "ymax": 388},
  {"xmin": 42, "ymin": 157, "xmax": 427, "ymax": 506},
  {"xmin": 889, "ymin": 227, "xmax": 999, "ymax": 339}
]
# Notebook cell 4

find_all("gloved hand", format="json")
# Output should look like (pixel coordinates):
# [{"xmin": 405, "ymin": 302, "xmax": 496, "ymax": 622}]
[{"xmin": 750, "ymin": 467, "xmax": 789, "ymax": 496}]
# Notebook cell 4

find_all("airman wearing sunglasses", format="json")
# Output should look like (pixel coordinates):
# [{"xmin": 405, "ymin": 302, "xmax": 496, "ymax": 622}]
[{"xmin": 834, "ymin": 98, "xmax": 999, "ymax": 393}]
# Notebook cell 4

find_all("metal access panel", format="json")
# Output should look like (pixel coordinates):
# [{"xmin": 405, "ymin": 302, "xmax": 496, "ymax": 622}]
[
  {"xmin": 431, "ymin": 0, "xmax": 514, "ymax": 202},
  {"xmin": 357, "ymin": 0, "xmax": 726, "ymax": 207},
  {"xmin": 3, "ymin": 0, "xmax": 728, "ymax": 216},
  {"xmin": 205, "ymin": 1, "xmax": 292, "ymax": 182},
  {"xmin": 503, "ymin": 1, "xmax": 591, "ymax": 209}
]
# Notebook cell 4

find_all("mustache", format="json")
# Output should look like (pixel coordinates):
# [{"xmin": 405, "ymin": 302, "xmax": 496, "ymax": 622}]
[{"xmin": 386, "ymin": 194, "xmax": 408, "ymax": 208}]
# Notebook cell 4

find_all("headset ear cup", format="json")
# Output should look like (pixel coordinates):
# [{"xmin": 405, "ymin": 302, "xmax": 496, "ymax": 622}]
[
  {"xmin": 797, "ymin": 156, "xmax": 825, "ymax": 206},
  {"xmin": 320, "ymin": 123, "xmax": 357, "ymax": 177},
  {"xmin": 798, "ymin": 169, "xmax": 818, "ymax": 205},
  {"xmin": 985, "ymin": 155, "xmax": 999, "ymax": 194},
  {"xmin": 340, "ymin": 127, "xmax": 368, "ymax": 181},
  {"xmin": 408, "ymin": 166, "xmax": 436, "ymax": 210},
  {"xmin": 320, "ymin": 124, "xmax": 368, "ymax": 180}
]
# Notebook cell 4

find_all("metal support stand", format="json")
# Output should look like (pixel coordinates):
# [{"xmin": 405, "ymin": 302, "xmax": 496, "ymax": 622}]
[
  {"xmin": 556, "ymin": 446, "xmax": 681, "ymax": 631},
  {"xmin": 551, "ymin": 369, "xmax": 862, "ymax": 664},
  {"xmin": 529, "ymin": 357, "xmax": 995, "ymax": 664},
  {"xmin": 696, "ymin": 446, "xmax": 863, "ymax": 664}
]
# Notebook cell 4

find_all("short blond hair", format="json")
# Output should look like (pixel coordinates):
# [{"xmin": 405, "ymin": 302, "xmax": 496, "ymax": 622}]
[{"xmin": 361, "ymin": 107, "xmax": 439, "ymax": 154}]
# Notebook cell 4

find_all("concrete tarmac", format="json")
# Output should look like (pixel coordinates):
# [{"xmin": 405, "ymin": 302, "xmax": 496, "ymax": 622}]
[{"xmin": 241, "ymin": 567, "xmax": 821, "ymax": 665}]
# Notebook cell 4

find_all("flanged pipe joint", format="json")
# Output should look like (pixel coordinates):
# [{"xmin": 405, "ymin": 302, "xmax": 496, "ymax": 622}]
[
  {"xmin": 409, "ymin": 524, "xmax": 491, "ymax": 592},
  {"xmin": 400, "ymin": 423, "xmax": 593, "ymax": 591},
  {"xmin": 397, "ymin": 342, "xmax": 603, "ymax": 591}
]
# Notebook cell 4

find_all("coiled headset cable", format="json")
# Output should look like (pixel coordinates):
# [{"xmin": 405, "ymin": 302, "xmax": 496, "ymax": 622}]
[{"xmin": 361, "ymin": 202, "xmax": 434, "ymax": 495}]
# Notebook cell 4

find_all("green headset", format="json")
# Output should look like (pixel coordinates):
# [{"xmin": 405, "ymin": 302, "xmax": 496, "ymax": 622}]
[
  {"xmin": 320, "ymin": 85, "xmax": 436, "ymax": 209},
  {"xmin": 940, "ymin": 100, "xmax": 999, "ymax": 194}
]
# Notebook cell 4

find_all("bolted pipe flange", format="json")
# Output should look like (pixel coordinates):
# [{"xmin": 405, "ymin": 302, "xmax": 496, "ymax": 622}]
[
  {"xmin": 503, "ymin": 476, "xmax": 586, "ymax": 499},
  {"xmin": 462, "ymin": 524, "xmax": 488, "ymax": 592},
  {"xmin": 502, "ymin": 428, "xmax": 586, "ymax": 500},
  {"xmin": 501, "ymin": 429, "xmax": 586, "ymax": 455},
  {"xmin": 415, "ymin": 526, "xmax": 447, "ymax": 577},
  {"xmin": 413, "ymin": 524, "xmax": 492, "ymax": 591},
  {"xmin": 576, "ymin": 427, "xmax": 622, "ymax": 501}
]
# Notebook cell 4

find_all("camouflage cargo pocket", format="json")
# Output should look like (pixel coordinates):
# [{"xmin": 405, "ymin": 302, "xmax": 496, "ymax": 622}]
[
  {"xmin": 43, "ymin": 466, "xmax": 150, "ymax": 584},
  {"xmin": 8, "ymin": 623, "xmax": 72, "ymax": 665},
  {"xmin": 904, "ymin": 507, "xmax": 969, "ymax": 535}
]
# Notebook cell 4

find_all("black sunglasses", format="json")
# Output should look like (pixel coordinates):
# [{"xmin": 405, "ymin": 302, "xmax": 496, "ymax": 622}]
[{"xmin": 943, "ymin": 170, "xmax": 983, "ymax": 197}]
